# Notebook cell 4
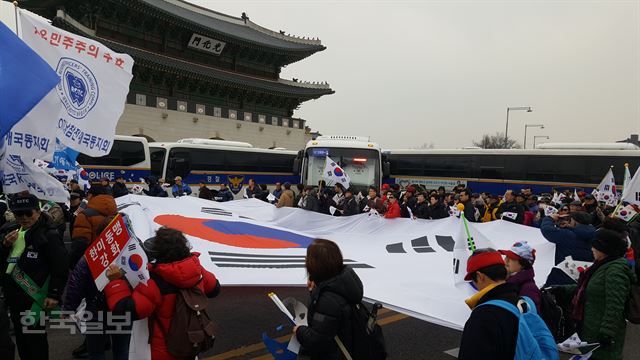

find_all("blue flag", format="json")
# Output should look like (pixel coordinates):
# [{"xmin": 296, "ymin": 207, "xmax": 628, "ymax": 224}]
[
  {"xmin": 52, "ymin": 138, "xmax": 79, "ymax": 170},
  {"xmin": 0, "ymin": 20, "xmax": 59, "ymax": 139}
]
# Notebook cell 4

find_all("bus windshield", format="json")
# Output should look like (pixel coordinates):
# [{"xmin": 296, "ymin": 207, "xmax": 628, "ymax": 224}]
[
  {"xmin": 304, "ymin": 148, "xmax": 380, "ymax": 190},
  {"xmin": 149, "ymin": 147, "xmax": 166, "ymax": 178}
]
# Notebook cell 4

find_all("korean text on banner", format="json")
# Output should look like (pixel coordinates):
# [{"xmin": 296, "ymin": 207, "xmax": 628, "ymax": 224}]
[
  {"xmin": 2, "ymin": 154, "xmax": 69, "ymax": 203},
  {"xmin": 18, "ymin": 9, "xmax": 133, "ymax": 157},
  {"xmin": 85, "ymin": 214, "xmax": 131, "ymax": 290}
]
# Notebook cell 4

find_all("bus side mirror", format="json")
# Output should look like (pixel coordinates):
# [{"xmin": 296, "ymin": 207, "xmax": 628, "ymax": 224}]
[
  {"xmin": 293, "ymin": 150, "xmax": 303, "ymax": 176},
  {"xmin": 383, "ymin": 161, "xmax": 391, "ymax": 178}
]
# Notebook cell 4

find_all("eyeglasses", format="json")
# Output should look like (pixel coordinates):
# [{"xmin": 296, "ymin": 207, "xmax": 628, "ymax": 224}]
[
  {"xmin": 388, "ymin": 196, "xmax": 395, "ymax": 199},
  {"xmin": 13, "ymin": 210, "xmax": 33, "ymax": 218}
]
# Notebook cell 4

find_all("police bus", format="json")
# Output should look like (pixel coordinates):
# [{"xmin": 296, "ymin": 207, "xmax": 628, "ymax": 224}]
[
  {"xmin": 149, "ymin": 138, "xmax": 298, "ymax": 198},
  {"xmin": 77, "ymin": 135, "xmax": 151, "ymax": 184},
  {"xmin": 384, "ymin": 143, "xmax": 640, "ymax": 194},
  {"xmin": 295, "ymin": 135, "xmax": 386, "ymax": 194}
]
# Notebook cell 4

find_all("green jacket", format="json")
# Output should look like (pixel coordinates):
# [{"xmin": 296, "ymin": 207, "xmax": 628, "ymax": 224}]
[{"xmin": 560, "ymin": 258, "xmax": 636, "ymax": 360}]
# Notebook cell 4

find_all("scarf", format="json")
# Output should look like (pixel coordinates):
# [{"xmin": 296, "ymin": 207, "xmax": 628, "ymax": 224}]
[
  {"xmin": 6, "ymin": 228, "xmax": 27, "ymax": 274},
  {"xmin": 570, "ymin": 256, "xmax": 617, "ymax": 322},
  {"xmin": 465, "ymin": 282, "xmax": 500, "ymax": 309}
]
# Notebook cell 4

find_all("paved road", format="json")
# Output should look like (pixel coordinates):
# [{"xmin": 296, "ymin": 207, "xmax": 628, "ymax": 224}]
[{"xmin": 42, "ymin": 286, "xmax": 639, "ymax": 360}]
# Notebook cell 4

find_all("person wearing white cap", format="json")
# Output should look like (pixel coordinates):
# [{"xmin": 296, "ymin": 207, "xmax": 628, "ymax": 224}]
[{"xmin": 499, "ymin": 241, "xmax": 541, "ymax": 310}]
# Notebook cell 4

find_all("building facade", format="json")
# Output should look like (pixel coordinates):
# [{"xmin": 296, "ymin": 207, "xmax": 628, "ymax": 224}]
[{"xmin": 25, "ymin": 0, "xmax": 333, "ymax": 149}]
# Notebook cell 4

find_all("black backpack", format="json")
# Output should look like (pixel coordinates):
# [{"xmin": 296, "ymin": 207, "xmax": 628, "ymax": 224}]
[
  {"xmin": 150, "ymin": 281, "xmax": 216, "ymax": 358},
  {"xmin": 341, "ymin": 302, "xmax": 387, "ymax": 360},
  {"xmin": 538, "ymin": 289, "xmax": 570, "ymax": 342}
]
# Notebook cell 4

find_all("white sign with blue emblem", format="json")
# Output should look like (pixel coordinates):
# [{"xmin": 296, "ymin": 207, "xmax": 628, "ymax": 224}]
[{"xmin": 18, "ymin": 9, "xmax": 133, "ymax": 157}]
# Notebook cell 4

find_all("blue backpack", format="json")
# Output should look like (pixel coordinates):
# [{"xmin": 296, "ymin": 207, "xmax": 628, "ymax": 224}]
[{"xmin": 480, "ymin": 296, "xmax": 559, "ymax": 360}]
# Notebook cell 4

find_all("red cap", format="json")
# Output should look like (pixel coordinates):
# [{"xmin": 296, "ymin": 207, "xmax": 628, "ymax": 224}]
[
  {"xmin": 382, "ymin": 184, "xmax": 391, "ymax": 190},
  {"xmin": 464, "ymin": 251, "xmax": 505, "ymax": 281},
  {"xmin": 406, "ymin": 185, "xmax": 416, "ymax": 193}
]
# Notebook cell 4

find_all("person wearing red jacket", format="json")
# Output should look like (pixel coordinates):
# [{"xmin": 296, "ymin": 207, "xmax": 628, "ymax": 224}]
[
  {"xmin": 104, "ymin": 228, "xmax": 221, "ymax": 360},
  {"xmin": 384, "ymin": 191, "xmax": 402, "ymax": 219}
]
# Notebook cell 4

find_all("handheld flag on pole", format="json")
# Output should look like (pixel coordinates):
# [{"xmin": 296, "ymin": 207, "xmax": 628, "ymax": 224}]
[
  {"xmin": 593, "ymin": 167, "xmax": 617, "ymax": 207},
  {"xmin": 573, "ymin": 189, "xmax": 581, "ymax": 203},
  {"xmin": 0, "ymin": 20, "xmax": 59, "ymax": 139},
  {"xmin": 323, "ymin": 156, "xmax": 351, "ymax": 189},
  {"xmin": 622, "ymin": 165, "xmax": 640, "ymax": 206},
  {"xmin": 623, "ymin": 163, "xmax": 632, "ymax": 193}
]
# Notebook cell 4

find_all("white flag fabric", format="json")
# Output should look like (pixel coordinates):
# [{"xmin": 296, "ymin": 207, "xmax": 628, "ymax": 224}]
[
  {"xmin": 552, "ymin": 192, "xmax": 566, "ymax": 206},
  {"xmin": 452, "ymin": 217, "xmax": 495, "ymax": 285},
  {"xmin": 594, "ymin": 168, "xmax": 617, "ymax": 207},
  {"xmin": 1, "ymin": 154, "xmax": 68, "ymax": 203},
  {"xmin": 623, "ymin": 164, "xmax": 632, "ymax": 195},
  {"xmin": 501, "ymin": 211, "xmax": 517, "ymax": 220},
  {"xmin": 115, "ymin": 195, "xmax": 556, "ymax": 331},
  {"xmin": 554, "ymin": 256, "xmax": 593, "ymax": 283},
  {"xmin": 18, "ymin": 9, "xmax": 133, "ymax": 157},
  {"xmin": 622, "ymin": 166, "xmax": 640, "ymax": 205},
  {"xmin": 543, "ymin": 204, "xmax": 558, "ymax": 217},
  {"xmin": 118, "ymin": 238, "xmax": 150, "ymax": 288},
  {"xmin": 613, "ymin": 204, "xmax": 638, "ymax": 223},
  {"xmin": 573, "ymin": 189, "xmax": 580, "ymax": 203},
  {"xmin": 323, "ymin": 156, "xmax": 351, "ymax": 189},
  {"xmin": 448, "ymin": 206, "xmax": 460, "ymax": 217}
]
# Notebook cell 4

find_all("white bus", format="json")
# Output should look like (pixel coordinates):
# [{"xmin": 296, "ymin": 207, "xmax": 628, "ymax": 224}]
[
  {"xmin": 76, "ymin": 135, "xmax": 151, "ymax": 184},
  {"xmin": 149, "ymin": 139, "xmax": 298, "ymax": 197},
  {"xmin": 296, "ymin": 135, "xmax": 386, "ymax": 193}
]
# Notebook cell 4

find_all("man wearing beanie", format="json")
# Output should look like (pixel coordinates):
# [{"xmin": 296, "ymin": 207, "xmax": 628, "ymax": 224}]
[
  {"xmin": 557, "ymin": 229, "xmax": 636, "ymax": 360},
  {"xmin": 458, "ymin": 249, "xmax": 519, "ymax": 360}
]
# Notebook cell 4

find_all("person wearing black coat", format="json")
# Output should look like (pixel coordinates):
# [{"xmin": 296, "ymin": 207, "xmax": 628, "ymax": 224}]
[
  {"xmin": 142, "ymin": 176, "xmax": 167, "ymax": 198},
  {"xmin": 428, "ymin": 195, "xmax": 449, "ymax": 219},
  {"xmin": 341, "ymin": 190, "xmax": 360, "ymax": 216},
  {"xmin": 295, "ymin": 239, "xmax": 364, "ymax": 360},
  {"xmin": 413, "ymin": 193, "xmax": 430, "ymax": 219},
  {"xmin": 0, "ymin": 195, "xmax": 68, "ymax": 360},
  {"xmin": 215, "ymin": 184, "xmax": 235, "ymax": 202},
  {"xmin": 496, "ymin": 190, "xmax": 525, "ymax": 224},
  {"xmin": 458, "ymin": 249, "xmax": 519, "ymax": 360},
  {"xmin": 111, "ymin": 177, "xmax": 130, "ymax": 198},
  {"xmin": 302, "ymin": 187, "xmax": 320, "ymax": 213}
]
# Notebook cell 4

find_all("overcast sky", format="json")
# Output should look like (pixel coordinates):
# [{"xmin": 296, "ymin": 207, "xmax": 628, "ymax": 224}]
[{"xmin": 191, "ymin": 0, "xmax": 640, "ymax": 149}]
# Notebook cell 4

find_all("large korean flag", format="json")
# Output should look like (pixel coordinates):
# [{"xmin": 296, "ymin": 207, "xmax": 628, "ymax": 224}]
[{"xmin": 17, "ymin": 9, "xmax": 133, "ymax": 158}]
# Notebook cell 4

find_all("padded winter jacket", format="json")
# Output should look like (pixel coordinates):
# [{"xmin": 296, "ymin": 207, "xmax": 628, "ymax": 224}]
[
  {"xmin": 70, "ymin": 194, "xmax": 117, "ymax": 268},
  {"xmin": 105, "ymin": 253, "xmax": 220, "ymax": 360},
  {"xmin": 296, "ymin": 266, "xmax": 364, "ymax": 360}
]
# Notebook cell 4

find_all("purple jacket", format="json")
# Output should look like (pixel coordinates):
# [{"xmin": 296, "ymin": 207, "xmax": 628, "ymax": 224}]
[
  {"xmin": 63, "ymin": 257, "xmax": 104, "ymax": 316},
  {"xmin": 507, "ymin": 268, "xmax": 541, "ymax": 311}
]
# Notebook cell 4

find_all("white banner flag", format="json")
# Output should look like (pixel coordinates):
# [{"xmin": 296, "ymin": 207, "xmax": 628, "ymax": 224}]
[
  {"xmin": 622, "ymin": 165, "xmax": 640, "ymax": 205},
  {"xmin": 594, "ymin": 167, "xmax": 617, "ymax": 206},
  {"xmin": 1, "ymin": 154, "xmax": 69, "ymax": 203},
  {"xmin": 323, "ymin": 156, "xmax": 351, "ymax": 189},
  {"xmin": 115, "ymin": 195, "xmax": 556, "ymax": 330},
  {"xmin": 18, "ymin": 9, "xmax": 133, "ymax": 157}
]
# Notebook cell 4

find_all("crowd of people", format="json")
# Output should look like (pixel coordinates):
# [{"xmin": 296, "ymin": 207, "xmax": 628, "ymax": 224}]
[{"xmin": 0, "ymin": 175, "xmax": 639, "ymax": 360}]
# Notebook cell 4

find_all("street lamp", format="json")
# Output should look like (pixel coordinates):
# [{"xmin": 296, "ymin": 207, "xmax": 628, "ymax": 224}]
[
  {"xmin": 533, "ymin": 135, "xmax": 550, "ymax": 149},
  {"xmin": 505, "ymin": 106, "xmax": 533, "ymax": 148},
  {"xmin": 524, "ymin": 124, "xmax": 544, "ymax": 149}
]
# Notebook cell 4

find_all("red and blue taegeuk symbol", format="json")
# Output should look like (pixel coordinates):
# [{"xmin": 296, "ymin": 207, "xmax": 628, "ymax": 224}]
[
  {"xmin": 154, "ymin": 215, "xmax": 313, "ymax": 249},
  {"xmin": 128, "ymin": 254, "xmax": 144, "ymax": 271},
  {"xmin": 79, "ymin": 170, "xmax": 89, "ymax": 181},
  {"xmin": 333, "ymin": 167, "xmax": 344, "ymax": 177}
]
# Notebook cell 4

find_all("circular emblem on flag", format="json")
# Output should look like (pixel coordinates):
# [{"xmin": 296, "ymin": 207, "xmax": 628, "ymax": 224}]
[
  {"xmin": 620, "ymin": 210, "xmax": 628, "ymax": 216},
  {"xmin": 603, "ymin": 195, "xmax": 610, "ymax": 200},
  {"xmin": 128, "ymin": 254, "xmax": 144, "ymax": 271},
  {"xmin": 55, "ymin": 57, "xmax": 99, "ymax": 119},
  {"xmin": 333, "ymin": 167, "xmax": 344, "ymax": 177},
  {"xmin": 79, "ymin": 170, "xmax": 89, "ymax": 181}
]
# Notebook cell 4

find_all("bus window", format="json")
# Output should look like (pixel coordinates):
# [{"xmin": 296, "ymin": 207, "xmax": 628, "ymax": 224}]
[
  {"xmin": 305, "ymin": 148, "xmax": 379, "ymax": 189},
  {"xmin": 77, "ymin": 139, "xmax": 146, "ymax": 166},
  {"xmin": 150, "ymin": 147, "xmax": 166, "ymax": 178}
]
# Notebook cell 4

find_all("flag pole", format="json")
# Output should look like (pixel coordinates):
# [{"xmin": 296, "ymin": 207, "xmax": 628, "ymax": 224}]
[
  {"xmin": 12, "ymin": 1, "xmax": 19, "ymax": 37},
  {"xmin": 461, "ymin": 216, "xmax": 476, "ymax": 252}
]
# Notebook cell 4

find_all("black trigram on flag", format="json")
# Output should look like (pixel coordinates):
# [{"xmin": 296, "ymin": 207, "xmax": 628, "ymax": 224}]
[{"xmin": 128, "ymin": 243, "xmax": 136, "ymax": 251}]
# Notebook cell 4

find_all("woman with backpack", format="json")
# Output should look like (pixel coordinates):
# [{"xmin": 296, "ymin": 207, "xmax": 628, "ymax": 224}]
[
  {"xmin": 555, "ymin": 229, "xmax": 636, "ymax": 360},
  {"xmin": 104, "ymin": 227, "xmax": 221, "ymax": 360},
  {"xmin": 294, "ymin": 239, "xmax": 365, "ymax": 360},
  {"xmin": 499, "ymin": 241, "xmax": 541, "ymax": 311}
]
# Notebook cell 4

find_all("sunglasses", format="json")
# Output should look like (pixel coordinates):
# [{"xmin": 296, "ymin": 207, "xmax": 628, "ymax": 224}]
[
  {"xmin": 13, "ymin": 209, "xmax": 33, "ymax": 218},
  {"xmin": 388, "ymin": 196, "xmax": 395, "ymax": 199}
]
